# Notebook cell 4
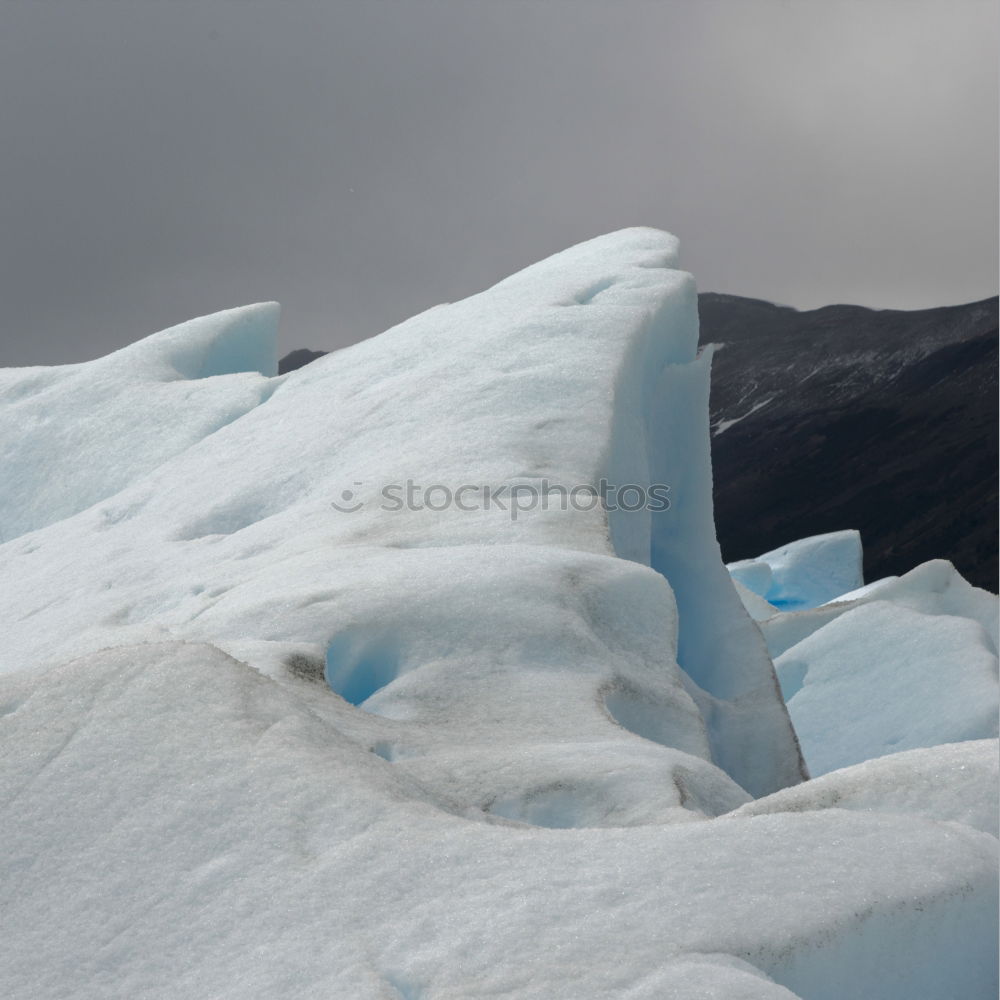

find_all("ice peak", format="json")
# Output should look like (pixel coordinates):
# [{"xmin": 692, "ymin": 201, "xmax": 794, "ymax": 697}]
[{"xmin": 107, "ymin": 301, "xmax": 281, "ymax": 380}]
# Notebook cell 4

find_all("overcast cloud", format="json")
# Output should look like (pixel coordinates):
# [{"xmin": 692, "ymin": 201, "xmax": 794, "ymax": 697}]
[{"xmin": 0, "ymin": 1, "xmax": 996, "ymax": 367}]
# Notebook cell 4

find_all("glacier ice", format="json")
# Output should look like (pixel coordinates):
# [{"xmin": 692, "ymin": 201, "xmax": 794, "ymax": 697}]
[
  {"xmin": 0, "ymin": 228, "xmax": 996, "ymax": 999},
  {"xmin": 729, "ymin": 539, "xmax": 1000, "ymax": 776},
  {"xmin": 1, "ymin": 641, "xmax": 996, "ymax": 1000},
  {"xmin": 0, "ymin": 303, "xmax": 279, "ymax": 541},
  {"xmin": 774, "ymin": 599, "xmax": 998, "ymax": 775},
  {"xmin": 728, "ymin": 529, "xmax": 863, "ymax": 610},
  {"xmin": 759, "ymin": 556, "xmax": 999, "ymax": 660}
]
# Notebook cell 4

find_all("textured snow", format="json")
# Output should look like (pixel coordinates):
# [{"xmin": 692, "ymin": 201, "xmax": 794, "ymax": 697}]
[
  {"xmin": 0, "ymin": 228, "xmax": 996, "ymax": 998},
  {"xmin": 0, "ymin": 642, "xmax": 995, "ymax": 1000},
  {"xmin": 732, "ymin": 739, "xmax": 999, "ymax": 836}
]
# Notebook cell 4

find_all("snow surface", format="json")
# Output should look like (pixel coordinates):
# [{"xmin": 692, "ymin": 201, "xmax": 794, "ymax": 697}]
[
  {"xmin": 732, "ymin": 739, "xmax": 999, "ymax": 836},
  {"xmin": 0, "ymin": 642, "xmax": 995, "ymax": 1000},
  {"xmin": 0, "ymin": 227, "xmax": 801, "ymax": 800},
  {"xmin": 0, "ymin": 228, "xmax": 996, "ymax": 998}
]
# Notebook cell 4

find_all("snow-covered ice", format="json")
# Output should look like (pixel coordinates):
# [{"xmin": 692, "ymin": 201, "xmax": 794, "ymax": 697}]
[
  {"xmin": 1, "ymin": 642, "xmax": 996, "ymax": 1000},
  {"xmin": 732, "ymin": 738, "xmax": 999, "ymax": 836},
  {"xmin": 0, "ymin": 228, "xmax": 996, "ymax": 998}
]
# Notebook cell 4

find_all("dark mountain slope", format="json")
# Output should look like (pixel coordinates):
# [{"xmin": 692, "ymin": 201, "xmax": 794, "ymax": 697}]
[
  {"xmin": 278, "ymin": 348, "xmax": 327, "ymax": 374},
  {"xmin": 700, "ymin": 294, "xmax": 998, "ymax": 591}
]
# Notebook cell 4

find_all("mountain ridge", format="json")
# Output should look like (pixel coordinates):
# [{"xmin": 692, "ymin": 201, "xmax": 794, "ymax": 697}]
[{"xmin": 700, "ymin": 293, "xmax": 998, "ymax": 591}]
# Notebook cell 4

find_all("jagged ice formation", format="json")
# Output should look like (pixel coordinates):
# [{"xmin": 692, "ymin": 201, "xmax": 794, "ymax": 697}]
[{"xmin": 0, "ymin": 229, "xmax": 995, "ymax": 999}]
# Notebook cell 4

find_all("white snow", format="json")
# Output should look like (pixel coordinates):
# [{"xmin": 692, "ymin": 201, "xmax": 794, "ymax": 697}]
[
  {"xmin": 0, "ymin": 642, "xmax": 995, "ymax": 1000},
  {"xmin": 712, "ymin": 394, "xmax": 774, "ymax": 436},
  {"xmin": 731, "ymin": 739, "xmax": 999, "ymax": 836},
  {"xmin": 0, "ymin": 228, "xmax": 996, "ymax": 998}
]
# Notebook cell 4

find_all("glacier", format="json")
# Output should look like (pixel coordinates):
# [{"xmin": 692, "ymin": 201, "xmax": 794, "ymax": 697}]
[
  {"xmin": 0, "ymin": 228, "xmax": 996, "ymax": 999},
  {"xmin": 728, "ymin": 537, "xmax": 999, "ymax": 775},
  {"xmin": 727, "ymin": 529, "xmax": 864, "ymax": 611}
]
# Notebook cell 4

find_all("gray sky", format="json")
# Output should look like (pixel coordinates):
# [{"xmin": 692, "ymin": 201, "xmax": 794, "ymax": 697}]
[{"xmin": 0, "ymin": 0, "xmax": 996, "ymax": 368}]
